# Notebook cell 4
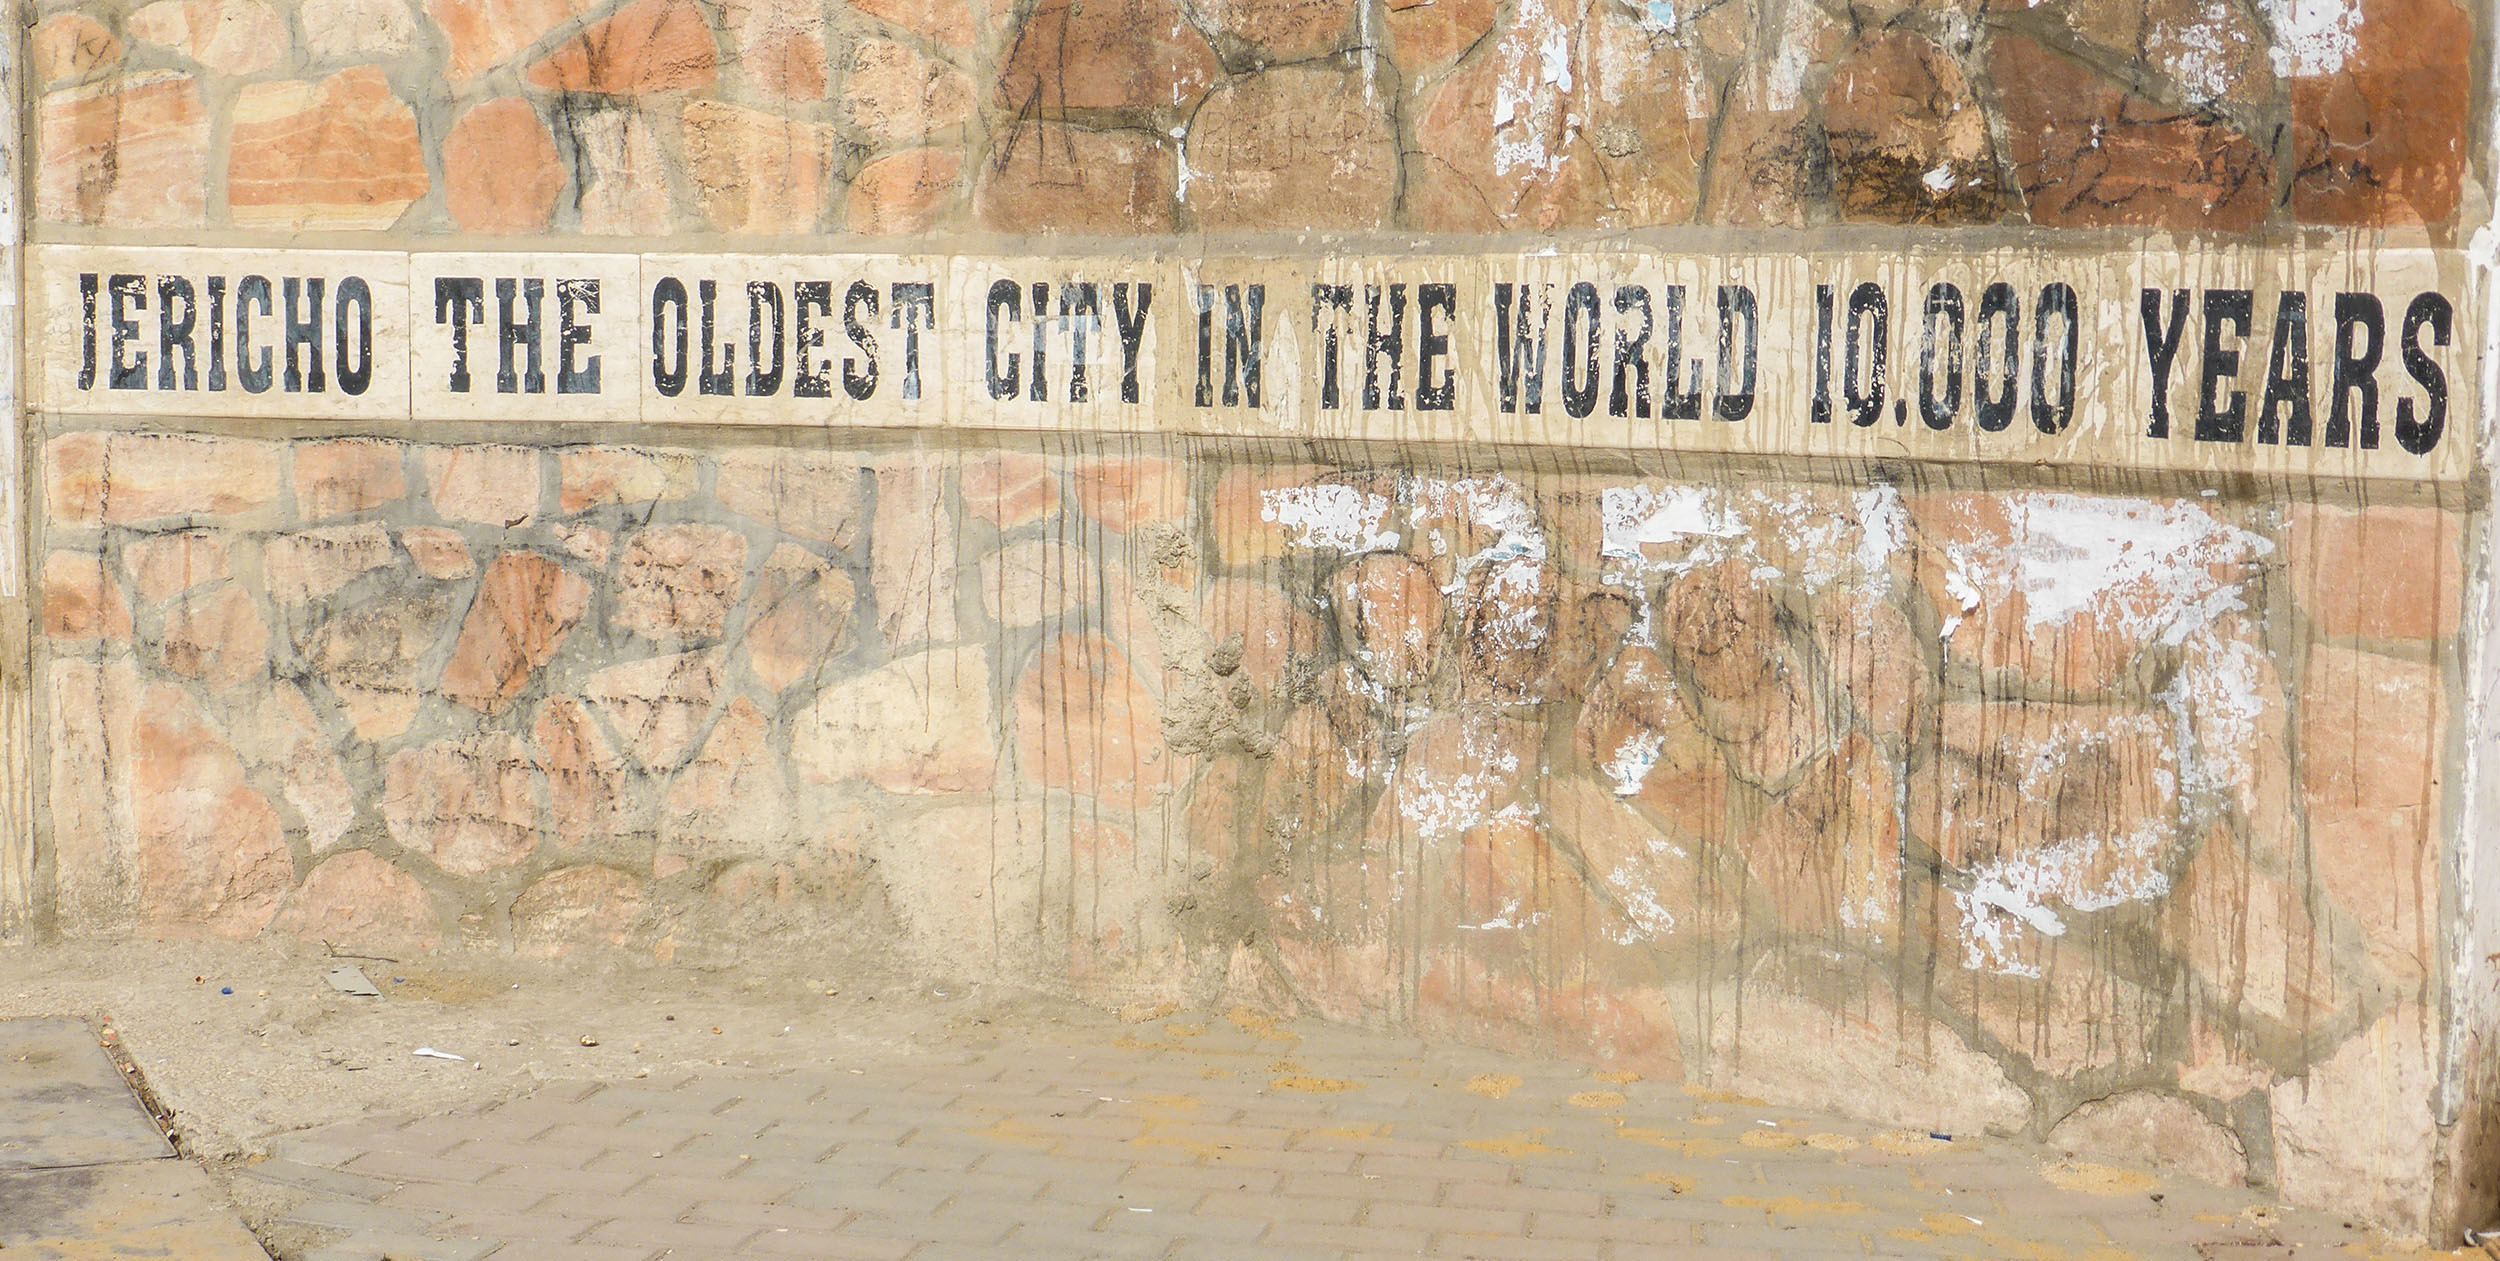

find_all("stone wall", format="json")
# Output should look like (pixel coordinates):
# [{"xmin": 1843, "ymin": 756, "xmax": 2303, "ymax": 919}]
[{"xmin": 17, "ymin": 0, "xmax": 2496, "ymax": 1241}]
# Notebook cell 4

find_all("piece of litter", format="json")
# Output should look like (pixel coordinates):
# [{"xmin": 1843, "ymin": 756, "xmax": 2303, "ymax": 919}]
[
  {"xmin": 1964, "ymin": 1216, "xmax": 1983, "ymax": 1226},
  {"xmin": 324, "ymin": 966, "xmax": 381, "ymax": 998},
  {"xmin": 1757, "ymin": 1120, "xmax": 1778, "ymax": 1127},
  {"xmin": 219, "ymin": 987, "xmax": 233, "ymax": 996},
  {"xmin": 413, "ymin": 1047, "xmax": 466, "ymax": 1062},
  {"xmin": 1928, "ymin": 1132, "xmax": 1953, "ymax": 1141},
  {"xmin": 1127, "ymin": 1207, "xmax": 1152, "ymax": 1213}
]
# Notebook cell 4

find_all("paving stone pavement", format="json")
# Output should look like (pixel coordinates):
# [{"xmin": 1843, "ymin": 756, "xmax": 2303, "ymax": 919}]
[{"xmin": 240, "ymin": 1009, "xmax": 2444, "ymax": 1261}]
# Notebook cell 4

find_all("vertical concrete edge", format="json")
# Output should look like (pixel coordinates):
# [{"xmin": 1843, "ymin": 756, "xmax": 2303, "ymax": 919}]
[{"xmin": 0, "ymin": 0, "xmax": 29, "ymax": 944}]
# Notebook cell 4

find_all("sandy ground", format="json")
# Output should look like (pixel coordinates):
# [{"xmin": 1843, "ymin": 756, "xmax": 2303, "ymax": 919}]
[{"xmin": 0, "ymin": 940, "xmax": 1092, "ymax": 1194}]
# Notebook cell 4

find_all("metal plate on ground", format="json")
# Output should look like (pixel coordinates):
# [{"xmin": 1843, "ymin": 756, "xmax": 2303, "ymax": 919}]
[
  {"xmin": 0, "ymin": 1161, "xmax": 271, "ymax": 1259},
  {"xmin": 0, "ymin": 1019, "xmax": 171, "ymax": 1170}
]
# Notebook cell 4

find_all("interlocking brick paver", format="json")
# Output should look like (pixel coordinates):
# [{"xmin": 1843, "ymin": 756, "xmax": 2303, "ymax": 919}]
[{"xmin": 254, "ymin": 1007, "xmax": 2402, "ymax": 1261}]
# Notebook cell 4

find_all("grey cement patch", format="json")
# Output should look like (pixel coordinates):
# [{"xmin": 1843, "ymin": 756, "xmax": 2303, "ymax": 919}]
[
  {"xmin": 0, "ymin": 1161, "xmax": 269, "ymax": 1260},
  {"xmin": 0, "ymin": 1020, "xmax": 170, "ymax": 1171}
]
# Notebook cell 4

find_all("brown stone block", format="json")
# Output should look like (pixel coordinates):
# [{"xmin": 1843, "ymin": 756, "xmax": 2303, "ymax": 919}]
[
  {"xmin": 423, "ymin": 444, "xmax": 542, "ymax": 526},
  {"xmin": 977, "ymin": 124, "xmax": 1177, "ymax": 234},
  {"xmin": 1809, "ymin": 586, "xmax": 1929, "ymax": 742},
  {"xmin": 442, "ymin": 551, "xmax": 592, "ymax": 712},
  {"xmin": 844, "ymin": 37, "xmax": 973, "ymax": 146},
  {"xmin": 1661, "ymin": 562, "xmax": 1835, "ymax": 787},
  {"xmin": 662, "ymin": 697, "xmax": 786, "ymax": 850},
  {"xmin": 1573, "ymin": 644, "xmax": 1727, "ymax": 841},
  {"xmin": 295, "ymin": 439, "xmax": 408, "ymax": 520},
  {"xmin": 1410, "ymin": 14, "xmax": 1588, "ymax": 231},
  {"xmin": 265, "ymin": 523, "xmax": 396, "ymax": 606},
  {"xmin": 527, "ymin": 0, "xmax": 718, "ymax": 93},
  {"xmin": 744, "ymin": 543, "xmax": 858, "ymax": 693},
  {"xmin": 1994, "ymin": 34, "xmax": 2269, "ymax": 230},
  {"xmin": 1746, "ymin": 733, "xmax": 1902, "ymax": 943},
  {"xmin": 793, "ymin": 646, "xmax": 994, "ymax": 792},
  {"xmin": 1071, "ymin": 456, "xmax": 1184, "ymax": 532},
  {"xmin": 2171, "ymin": 828, "xmax": 2339, "ymax": 1028},
  {"xmin": 37, "ymin": 72, "xmax": 207, "ymax": 227},
  {"xmin": 33, "ymin": 15, "xmax": 122, "ymax": 88},
  {"xmin": 1195, "ymin": 0, "xmax": 1355, "ymax": 60},
  {"xmin": 429, "ymin": 0, "xmax": 590, "ymax": 81},
  {"xmin": 995, "ymin": 0, "xmax": 1218, "ymax": 115},
  {"xmin": 297, "ymin": 575, "xmax": 460, "ymax": 742},
  {"xmin": 871, "ymin": 460, "xmax": 959, "ymax": 647},
  {"xmin": 401, "ymin": 527, "xmax": 474, "ymax": 580},
  {"xmin": 614, "ymin": 523, "xmax": 748, "ymax": 642},
  {"xmin": 565, "ymin": 105, "xmax": 677, "ymax": 234},
  {"xmin": 2286, "ymin": 503, "xmax": 2462, "ymax": 641},
  {"xmin": 2289, "ymin": 0, "xmax": 2470, "ymax": 227},
  {"xmin": 121, "ymin": 532, "xmax": 232, "ymax": 604},
  {"xmin": 1822, "ymin": 32, "xmax": 2000, "ymax": 224},
  {"xmin": 384, "ymin": 732, "xmax": 546, "ymax": 876},
  {"xmin": 1183, "ymin": 63, "xmax": 1397, "ymax": 231},
  {"xmin": 127, "ymin": 0, "xmax": 289, "ymax": 75},
  {"xmin": 847, "ymin": 145, "xmax": 963, "ymax": 235},
  {"xmin": 855, "ymin": 0, "xmax": 977, "ymax": 49},
  {"xmin": 1543, "ymin": 772, "xmax": 1709, "ymax": 952},
  {"xmin": 43, "ymin": 550, "xmax": 132, "ymax": 643},
  {"xmin": 229, "ymin": 67, "xmax": 428, "ymax": 230},
  {"xmin": 47, "ymin": 433, "xmax": 281, "ymax": 528},
  {"xmin": 1458, "ymin": 558, "xmax": 1555, "ymax": 700},
  {"xmin": 959, "ymin": 452, "xmax": 1061, "ymax": 528},
  {"xmin": 445, "ymin": 98, "xmax": 566, "ymax": 233},
  {"xmin": 512, "ymin": 865, "xmax": 649, "ymax": 956},
  {"xmin": 133, "ymin": 684, "xmax": 294, "ymax": 936},
  {"xmin": 158, "ymin": 585, "xmax": 270, "ymax": 693},
  {"xmin": 534, "ymin": 696, "xmax": 640, "ymax": 848},
  {"xmin": 1200, "ymin": 576, "xmax": 1325, "ymax": 688},
  {"xmin": 557, "ymin": 445, "xmax": 697, "ymax": 514},
  {"xmin": 1015, "ymin": 634, "xmax": 1176, "ymax": 807},
  {"xmin": 1383, "ymin": 0, "xmax": 1490, "ymax": 78},
  {"xmin": 682, "ymin": 100, "xmax": 837, "ymax": 234},
  {"xmin": 1329, "ymin": 552, "xmax": 1444, "ymax": 690},
  {"xmin": 279, "ymin": 851, "xmax": 443, "ymax": 954},
  {"xmin": 2298, "ymin": 644, "xmax": 2442, "ymax": 982},
  {"xmin": 1208, "ymin": 462, "xmax": 1333, "ymax": 566}
]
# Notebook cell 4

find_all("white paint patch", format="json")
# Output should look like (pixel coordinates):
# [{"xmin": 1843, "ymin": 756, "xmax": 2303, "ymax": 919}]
[
  {"xmin": 1395, "ymin": 716, "xmax": 1530, "ymax": 842},
  {"xmin": 1491, "ymin": 0, "xmax": 1579, "ymax": 177},
  {"xmin": 2262, "ymin": 0, "xmax": 2360, "ymax": 78},
  {"xmin": 1935, "ymin": 493, "xmax": 2270, "ymax": 647},
  {"xmin": 1603, "ymin": 728, "xmax": 1667, "ymax": 797},
  {"xmin": 2160, "ymin": 1, "xmax": 2236, "ymax": 102},
  {"xmin": 2158, "ymin": 634, "xmax": 2267, "ymax": 809},
  {"xmin": 1261, "ymin": 485, "xmax": 1398, "ymax": 553},
  {"xmin": 1922, "ymin": 165, "xmax": 1956, "ymax": 194},
  {"xmin": 1604, "ymin": 862, "xmax": 1678, "ymax": 944},
  {"xmin": 1601, "ymin": 485, "xmax": 1741, "ymax": 559},
  {"xmin": 1957, "ymin": 827, "xmax": 2173, "ymax": 977}
]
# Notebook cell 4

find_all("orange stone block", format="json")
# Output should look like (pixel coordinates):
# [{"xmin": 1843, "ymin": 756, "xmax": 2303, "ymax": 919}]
[
  {"xmin": 1184, "ymin": 64, "xmax": 1396, "ymax": 231},
  {"xmin": 682, "ymin": 100, "xmax": 837, "ymax": 233},
  {"xmin": 844, "ymin": 37, "xmax": 973, "ymax": 147},
  {"xmin": 295, "ymin": 438, "xmax": 408, "ymax": 520},
  {"xmin": 847, "ymin": 146, "xmax": 963, "ymax": 235},
  {"xmin": 42, "ymin": 551, "xmax": 132, "ymax": 642},
  {"xmin": 445, "ymin": 98, "xmax": 565, "ymax": 233},
  {"xmin": 994, "ymin": 0, "xmax": 1217, "ymax": 115},
  {"xmin": 429, "ymin": 0, "xmax": 589, "ymax": 81},
  {"xmin": 1015, "ymin": 633, "xmax": 1174, "ymax": 807},
  {"xmin": 228, "ymin": 67, "xmax": 428, "ymax": 229},
  {"xmin": 126, "ymin": 0, "xmax": 290, "ymax": 75},
  {"xmin": 527, "ymin": 0, "xmax": 719, "ymax": 94},
  {"xmin": 977, "ymin": 124, "xmax": 1176, "ymax": 235},
  {"xmin": 442, "ymin": 551, "xmax": 593, "ymax": 712},
  {"xmin": 33, "ymin": 14, "xmax": 122, "ymax": 87},
  {"xmin": 37, "ymin": 72, "xmax": 207, "ymax": 227},
  {"xmin": 2290, "ymin": 0, "xmax": 2470, "ymax": 227},
  {"xmin": 1994, "ymin": 34, "xmax": 2270, "ymax": 230},
  {"xmin": 2286, "ymin": 503, "xmax": 2463, "ymax": 641},
  {"xmin": 279, "ymin": 851, "xmax": 442, "ymax": 954}
]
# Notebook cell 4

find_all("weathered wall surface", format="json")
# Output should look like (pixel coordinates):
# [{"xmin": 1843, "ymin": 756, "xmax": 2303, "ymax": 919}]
[{"xmin": 16, "ymin": 0, "xmax": 2494, "ymax": 1240}]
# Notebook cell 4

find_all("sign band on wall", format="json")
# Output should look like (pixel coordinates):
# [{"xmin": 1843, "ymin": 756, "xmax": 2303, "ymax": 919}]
[{"xmin": 31, "ymin": 244, "xmax": 2476, "ymax": 483}]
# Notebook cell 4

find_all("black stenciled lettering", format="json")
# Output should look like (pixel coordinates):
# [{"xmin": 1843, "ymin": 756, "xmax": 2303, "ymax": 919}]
[
  {"xmin": 1659, "ymin": 285, "xmax": 1703, "ymax": 421},
  {"xmin": 108, "ymin": 273, "xmax": 146, "ymax": 391},
  {"xmin": 842, "ymin": 280, "xmax": 880, "ymax": 402},
  {"xmin": 1366, "ymin": 284, "xmax": 1407, "ymax": 411},
  {"xmin": 283, "ymin": 277, "xmax": 325, "ymax": 393},
  {"xmin": 2396, "ymin": 292, "xmax": 2452, "ymax": 456},
  {"xmin": 236, "ymin": 275, "xmax": 273, "ymax": 395},
  {"xmin": 1973, "ymin": 282, "xmax": 2018, "ymax": 432},
  {"xmin": 2327, "ymin": 292, "xmax": 2383, "ymax": 449},
  {"xmin": 1810, "ymin": 283, "xmax": 1834, "ymax": 425},
  {"xmin": 205, "ymin": 276, "xmax": 228, "ymax": 393},
  {"xmin": 746, "ymin": 281, "xmax": 786, "ymax": 397},
  {"xmin": 990, "ymin": 278, "xmax": 1023, "ymax": 401},
  {"xmin": 650, "ymin": 276, "xmax": 689, "ymax": 397},
  {"xmin": 2257, "ymin": 291, "xmax": 2311, "ymax": 446},
  {"xmin": 1028, "ymin": 282, "xmax": 1052, "ymax": 403},
  {"xmin": 2140, "ymin": 288, "xmax": 2189, "ymax": 439},
  {"xmin": 1112, "ymin": 283, "xmax": 1150, "ymax": 405},
  {"xmin": 794, "ymin": 281, "xmax": 833, "ymax": 400},
  {"xmin": 1492, "ymin": 282, "xmax": 1549, "ymax": 416},
  {"xmin": 1843, "ymin": 281, "xmax": 1886, "ymax": 428},
  {"xmin": 1221, "ymin": 284, "xmax": 1261, "ymax": 408},
  {"xmin": 2196, "ymin": 289, "xmax": 2252, "ymax": 443},
  {"xmin": 556, "ymin": 279, "xmax": 600, "ymax": 395},
  {"xmin": 1561, "ymin": 281, "xmax": 1600, "ymax": 420},
  {"xmin": 496, "ymin": 277, "xmax": 543, "ymax": 395},
  {"xmin": 157, "ymin": 277, "xmax": 197, "ymax": 391},
  {"xmin": 2030, "ymin": 282, "xmax": 2077, "ymax": 435},
  {"xmin": 435, "ymin": 276, "xmax": 486, "ymax": 393},
  {"xmin": 334, "ymin": 276, "xmax": 374, "ymax": 397},
  {"xmin": 1714, "ymin": 285, "xmax": 1756, "ymax": 422},
  {"xmin": 1609, "ymin": 284, "xmax": 1652, "ymax": 420},
  {"xmin": 1417, "ymin": 283, "xmax": 1455, "ymax": 412},
  {"xmin": 1061, "ymin": 283, "xmax": 1101, "ymax": 405},
  {"xmin": 889, "ymin": 282, "xmax": 935, "ymax": 402},
  {"xmin": 696, "ymin": 279, "xmax": 734, "ymax": 396},
  {"xmin": 1920, "ymin": 283, "xmax": 1964, "ymax": 431},
  {"xmin": 77, "ymin": 272, "xmax": 99, "ymax": 391}
]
